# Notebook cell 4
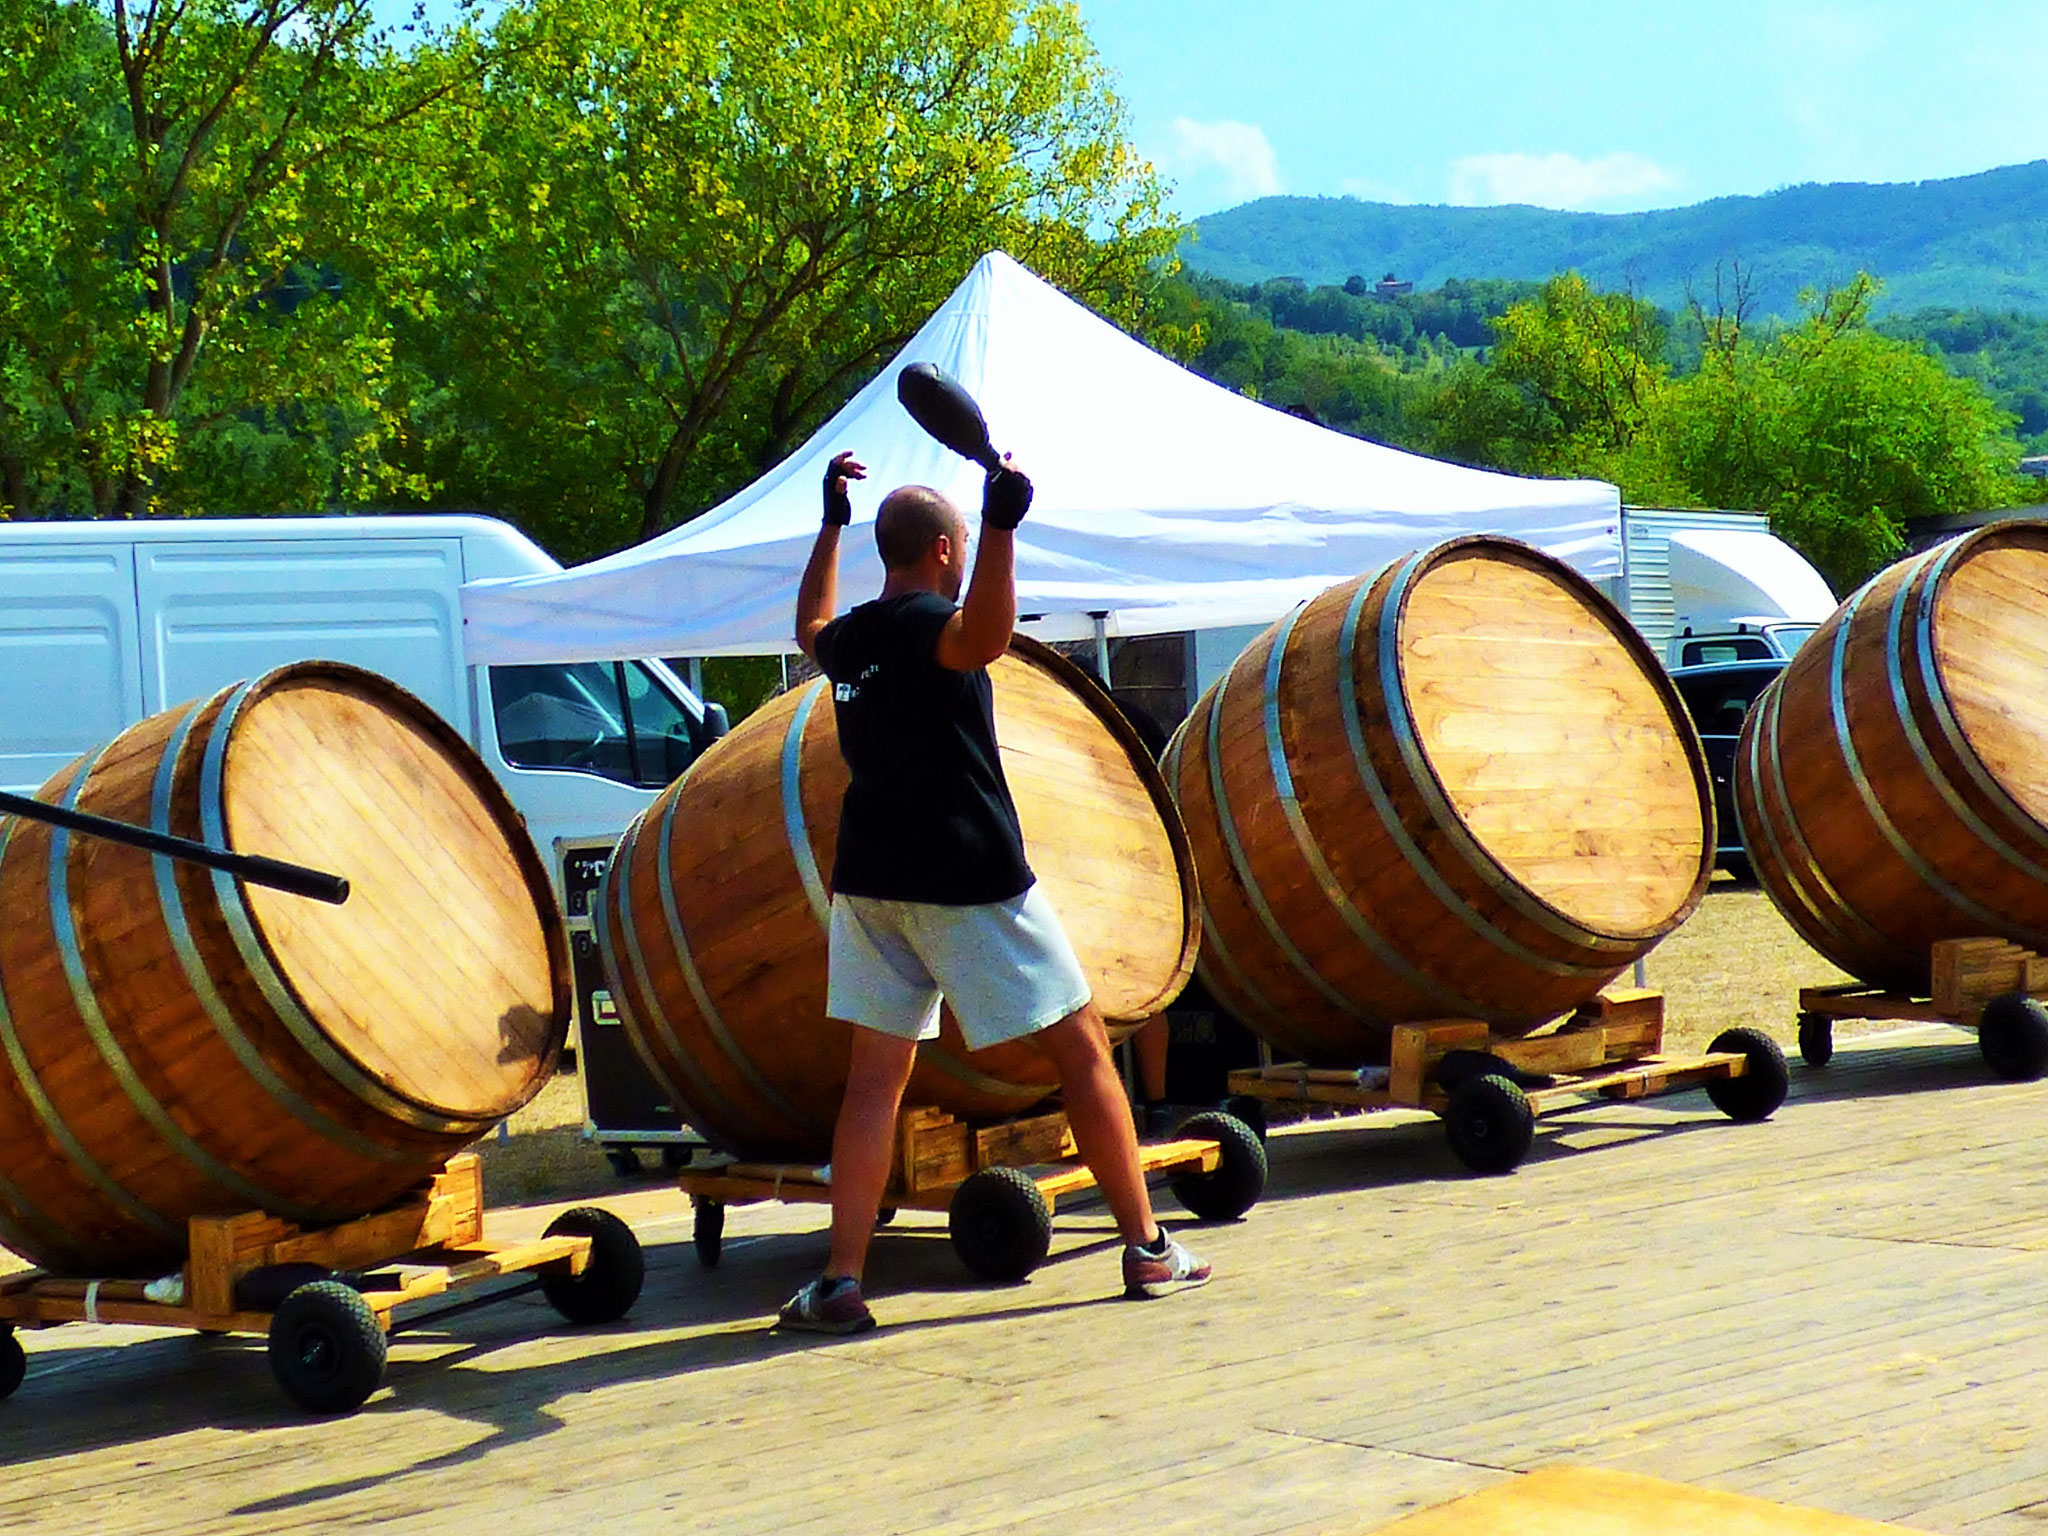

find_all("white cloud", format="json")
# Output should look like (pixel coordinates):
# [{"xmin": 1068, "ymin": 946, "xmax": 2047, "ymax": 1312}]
[
  {"xmin": 1448, "ymin": 151, "xmax": 1679, "ymax": 211},
  {"xmin": 1160, "ymin": 118, "xmax": 1282, "ymax": 209}
]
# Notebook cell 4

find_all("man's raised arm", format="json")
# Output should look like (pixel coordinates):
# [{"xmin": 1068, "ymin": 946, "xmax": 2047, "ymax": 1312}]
[
  {"xmin": 936, "ymin": 458, "xmax": 1032, "ymax": 672},
  {"xmin": 796, "ymin": 451, "xmax": 865, "ymax": 660}
]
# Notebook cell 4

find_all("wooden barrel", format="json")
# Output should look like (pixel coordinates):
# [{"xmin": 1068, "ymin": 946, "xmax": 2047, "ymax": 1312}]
[
  {"xmin": 1164, "ymin": 536, "xmax": 1712, "ymax": 1063},
  {"xmin": 597, "ymin": 637, "xmax": 1198, "ymax": 1161},
  {"xmin": 1733, "ymin": 520, "xmax": 2048, "ymax": 994},
  {"xmin": 0, "ymin": 662, "xmax": 569, "ymax": 1276}
]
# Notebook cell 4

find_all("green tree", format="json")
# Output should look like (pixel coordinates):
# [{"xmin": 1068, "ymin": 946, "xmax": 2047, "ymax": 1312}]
[
  {"xmin": 1418, "ymin": 273, "xmax": 1671, "ymax": 484},
  {"xmin": 0, "ymin": 0, "xmax": 483, "ymax": 519},
  {"xmin": 1656, "ymin": 276, "xmax": 2024, "ymax": 587},
  {"xmin": 384, "ymin": 0, "xmax": 1175, "ymax": 558}
]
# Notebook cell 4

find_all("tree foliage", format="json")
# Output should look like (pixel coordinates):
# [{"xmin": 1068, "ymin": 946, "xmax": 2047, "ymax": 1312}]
[
  {"xmin": 1654, "ymin": 275, "xmax": 2024, "ymax": 587},
  {"xmin": 1420, "ymin": 274, "xmax": 1671, "ymax": 485},
  {"xmin": 382, "ymin": 0, "xmax": 1173, "ymax": 557},
  {"xmin": 0, "ymin": 0, "xmax": 481, "ymax": 519},
  {"xmin": 1, "ymin": 0, "xmax": 1171, "ymax": 555},
  {"xmin": 1155, "ymin": 267, "xmax": 2035, "ymax": 590}
]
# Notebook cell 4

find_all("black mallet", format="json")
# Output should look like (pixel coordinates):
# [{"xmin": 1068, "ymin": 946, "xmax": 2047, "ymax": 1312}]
[{"xmin": 897, "ymin": 362, "xmax": 1002, "ymax": 473}]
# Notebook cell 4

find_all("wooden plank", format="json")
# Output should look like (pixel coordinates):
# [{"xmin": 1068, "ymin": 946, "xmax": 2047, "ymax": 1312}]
[
  {"xmin": 1546, "ymin": 1054, "xmax": 1746, "ymax": 1105},
  {"xmin": 1363, "ymin": 1464, "xmax": 1924, "ymax": 1534},
  {"xmin": 1567, "ymin": 987, "xmax": 1666, "ymax": 1039},
  {"xmin": 904, "ymin": 1115, "xmax": 972, "ymax": 1195},
  {"xmin": 2, "ymin": 1293, "xmax": 273, "ymax": 1334},
  {"xmin": 1931, "ymin": 937, "xmax": 2032, "ymax": 1015},
  {"xmin": 1390, "ymin": 1020, "xmax": 1490, "ymax": 1103},
  {"xmin": 1227, "ymin": 1069, "xmax": 1399, "ymax": 1110},
  {"xmin": 1137, "ymin": 1140, "xmax": 1221, "ymax": 1177},
  {"xmin": 973, "ymin": 1113, "xmax": 1070, "ymax": 1171},
  {"xmin": 1797, "ymin": 990, "xmax": 1952, "ymax": 1023},
  {"xmin": 431, "ymin": 1236, "xmax": 589, "ymax": 1284},
  {"xmin": 186, "ymin": 1210, "xmax": 293, "ymax": 1318}
]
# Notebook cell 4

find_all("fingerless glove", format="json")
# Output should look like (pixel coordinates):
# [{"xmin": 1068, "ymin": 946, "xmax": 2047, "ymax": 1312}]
[
  {"xmin": 982, "ymin": 465, "xmax": 1033, "ymax": 531},
  {"xmin": 822, "ymin": 461, "xmax": 853, "ymax": 527}
]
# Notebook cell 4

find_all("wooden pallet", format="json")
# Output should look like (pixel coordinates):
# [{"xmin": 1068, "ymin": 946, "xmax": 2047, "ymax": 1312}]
[
  {"xmin": 677, "ymin": 1105, "xmax": 1251, "ymax": 1279},
  {"xmin": 0, "ymin": 1156, "xmax": 629, "ymax": 1413},
  {"xmin": 1228, "ymin": 990, "xmax": 1773, "ymax": 1173},
  {"xmin": 1795, "ymin": 936, "xmax": 2048, "ymax": 1072}
]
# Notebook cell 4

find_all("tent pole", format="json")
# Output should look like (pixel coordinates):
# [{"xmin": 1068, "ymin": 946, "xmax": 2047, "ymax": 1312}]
[{"xmin": 1091, "ymin": 612, "xmax": 1110, "ymax": 688}]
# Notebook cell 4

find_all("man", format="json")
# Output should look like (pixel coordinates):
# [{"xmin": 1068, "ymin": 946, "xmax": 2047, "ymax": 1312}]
[{"xmin": 780, "ymin": 447, "xmax": 1211, "ymax": 1334}]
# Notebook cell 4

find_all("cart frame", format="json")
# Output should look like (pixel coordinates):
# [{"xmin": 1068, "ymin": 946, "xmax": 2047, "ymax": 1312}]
[
  {"xmin": 0, "ymin": 1155, "xmax": 642, "ymax": 1413},
  {"xmin": 1795, "ymin": 937, "xmax": 2048, "ymax": 1078},
  {"xmin": 1227, "ymin": 990, "xmax": 1787, "ymax": 1173},
  {"xmin": 677, "ymin": 1103, "xmax": 1266, "ymax": 1281}
]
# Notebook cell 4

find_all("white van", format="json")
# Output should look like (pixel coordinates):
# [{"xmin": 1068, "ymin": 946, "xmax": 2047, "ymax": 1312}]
[{"xmin": 0, "ymin": 513, "xmax": 721, "ymax": 1161}]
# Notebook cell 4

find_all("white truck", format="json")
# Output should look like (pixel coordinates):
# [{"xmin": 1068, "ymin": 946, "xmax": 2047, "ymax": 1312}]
[
  {"xmin": 0, "ymin": 513, "xmax": 720, "ymax": 1165},
  {"xmin": 1614, "ymin": 508, "xmax": 1835, "ymax": 667}
]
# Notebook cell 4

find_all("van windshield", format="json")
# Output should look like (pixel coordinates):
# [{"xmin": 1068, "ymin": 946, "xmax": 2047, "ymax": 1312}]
[{"xmin": 491, "ymin": 661, "xmax": 700, "ymax": 789}]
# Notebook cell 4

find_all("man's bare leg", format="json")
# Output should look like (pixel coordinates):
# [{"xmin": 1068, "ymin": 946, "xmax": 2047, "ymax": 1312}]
[
  {"xmin": 825, "ymin": 1026, "xmax": 919, "ymax": 1280},
  {"xmin": 1033, "ymin": 1003, "xmax": 1159, "ymax": 1246}
]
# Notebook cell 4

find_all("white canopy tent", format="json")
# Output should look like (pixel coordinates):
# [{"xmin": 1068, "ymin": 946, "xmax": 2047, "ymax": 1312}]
[{"xmin": 461, "ymin": 252, "xmax": 1622, "ymax": 663}]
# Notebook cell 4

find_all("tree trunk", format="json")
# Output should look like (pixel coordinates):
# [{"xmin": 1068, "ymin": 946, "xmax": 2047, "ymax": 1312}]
[{"xmin": 0, "ymin": 448, "xmax": 28, "ymax": 518}]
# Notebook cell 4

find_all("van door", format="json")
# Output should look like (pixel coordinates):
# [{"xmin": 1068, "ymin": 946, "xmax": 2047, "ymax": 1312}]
[
  {"xmin": 135, "ymin": 537, "xmax": 469, "ymax": 727},
  {"xmin": 0, "ymin": 542, "xmax": 147, "ymax": 792}
]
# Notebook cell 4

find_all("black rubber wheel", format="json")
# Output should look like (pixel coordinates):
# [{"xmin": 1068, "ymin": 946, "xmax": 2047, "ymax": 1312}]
[
  {"xmin": 1222, "ymin": 1094, "xmax": 1268, "ymax": 1140},
  {"xmin": 948, "ymin": 1166, "xmax": 1053, "ymax": 1282},
  {"xmin": 692, "ymin": 1196, "xmax": 725, "ymax": 1267},
  {"xmin": 0, "ymin": 1327, "xmax": 24, "ymax": 1400},
  {"xmin": 1444, "ymin": 1075, "xmax": 1535, "ymax": 1173},
  {"xmin": 1978, "ymin": 993, "xmax": 2048, "ymax": 1082},
  {"xmin": 1797, "ymin": 1012, "xmax": 1834, "ymax": 1068},
  {"xmin": 659, "ymin": 1144, "xmax": 695, "ymax": 1173},
  {"xmin": 1167, "ymin": 1111, "xmax": 1268, "ymax": 1220},
  {"xmin": 1705, "ymin": 1027, "xmax": 1791, "ymax": 1122},
  {"xmin": 604, "ymin": 1147, "xmax": 641, "ymax": 1179},
  {"xmin": 541, "ymin": 1207, "xmax": 645, "ymax": 1324},
  {"xmin": 268, "ymin": 1280, "xmax": 387, "ymax": 1415},
  {"xmin": 875, "ymin": 1206, "xmax": 898, "ymax": 1228}
]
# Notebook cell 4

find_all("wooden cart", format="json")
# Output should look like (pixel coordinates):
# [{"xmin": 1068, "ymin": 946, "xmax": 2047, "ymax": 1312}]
[
  {"xmin": 0, "ymin": 1156, "xmax": 643, "ymax": 1415},
  {"xmin": 678, "ymin": 1104, "xmax": 1266, "ymax": 1282},
  {"xmin": 1227, "ymin": 990, "xmax": 1789, "ymax": 1174},
  {"xmin": 1795, "ymin": 937, "xmax": 2048, "ymax": 1079}
]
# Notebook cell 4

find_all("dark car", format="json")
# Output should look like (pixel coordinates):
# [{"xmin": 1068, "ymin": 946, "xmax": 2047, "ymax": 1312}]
[{"xmin": 1669, "ymin": 658, "xmax": 1788, "ymax": 882}]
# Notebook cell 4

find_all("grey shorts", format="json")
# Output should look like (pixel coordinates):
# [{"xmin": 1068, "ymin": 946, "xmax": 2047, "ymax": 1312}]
[{"xmin": 825, "ymin": 886, "xmax": 1093, "ymax": 1050}]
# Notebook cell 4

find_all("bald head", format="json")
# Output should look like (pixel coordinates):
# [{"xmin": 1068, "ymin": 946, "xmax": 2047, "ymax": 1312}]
[{"xmin": 874, "ymin": 485, "xmax": 965, "ymax": 571}]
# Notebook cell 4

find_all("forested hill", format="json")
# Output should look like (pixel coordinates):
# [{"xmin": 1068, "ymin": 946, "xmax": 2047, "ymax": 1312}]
[{"xmin": 1184, "ymin": 160, "xmax": 2048, "ymax": 318}]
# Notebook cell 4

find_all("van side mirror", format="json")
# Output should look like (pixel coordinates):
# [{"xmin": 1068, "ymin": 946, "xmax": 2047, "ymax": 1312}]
[
  {"xmin": 703, "ymin": 703, "xmax": 729, "ymax": 741},
  {"xmin": 662, "ymin": 728, "xmax": 694, "ymax": 782}
]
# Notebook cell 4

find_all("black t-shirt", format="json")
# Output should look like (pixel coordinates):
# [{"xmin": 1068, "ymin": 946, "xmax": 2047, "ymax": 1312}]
[{"xmin": 813, "ymin": 591, "xmax": 1034, "ymax": 905}]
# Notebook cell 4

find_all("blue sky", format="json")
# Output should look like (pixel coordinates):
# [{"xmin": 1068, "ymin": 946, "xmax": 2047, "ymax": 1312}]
[{"xmin": 1078, "ymin": 0, "xmax": 2048, "ymax": 216}]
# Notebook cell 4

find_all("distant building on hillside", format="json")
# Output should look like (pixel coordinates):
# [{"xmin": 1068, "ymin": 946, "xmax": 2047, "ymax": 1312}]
[
  {"xmin": 1374, "ymin": 272, "xmax": 1414, "ymax": 299},
  {"xmin": 2021, "ymin": 455, "xmax": 2048, "ymax": 480}
]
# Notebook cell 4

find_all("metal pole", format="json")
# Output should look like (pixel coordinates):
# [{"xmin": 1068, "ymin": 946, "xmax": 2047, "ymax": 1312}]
[
  {"xmin": 687, "ymin": 657, "xmax": 704, "ymax": 699},
  {"xmin": 0, "ymin": 788, "xmax": 350, "ymax": 904},
  {"xmin": 1091, "ymin": 612, "xmax": 1111, "ymax": 687}
]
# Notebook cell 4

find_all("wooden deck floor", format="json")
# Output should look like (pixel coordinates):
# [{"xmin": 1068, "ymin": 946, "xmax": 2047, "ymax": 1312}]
[{"xmin": 3, "ymin": 1024, "xmax": 2045, "ymax": 1535}]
